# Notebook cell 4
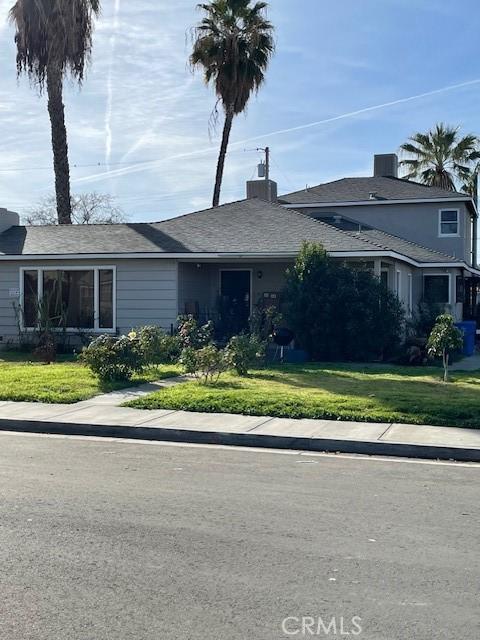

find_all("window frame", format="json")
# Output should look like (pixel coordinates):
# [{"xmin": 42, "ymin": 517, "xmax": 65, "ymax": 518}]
[
  {"xmin": 407, "ymin": 273, "xmax": 413, "ymax": 317},
  {"xmin": 423, "ymin": 273, "xmax": 452, "ymax": 305},
  {"xmin": 438, "ymin": 209, "xmax": 460, "ymax": 238},
  {"xmin": 19, "ymin": 265, "xmax": 117, "ymax": 332}
]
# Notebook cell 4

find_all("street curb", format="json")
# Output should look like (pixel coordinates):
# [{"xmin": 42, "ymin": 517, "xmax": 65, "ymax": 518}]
[{"xmin": 0, "ymin": 418, "xmax": 479, "ymax": 463}]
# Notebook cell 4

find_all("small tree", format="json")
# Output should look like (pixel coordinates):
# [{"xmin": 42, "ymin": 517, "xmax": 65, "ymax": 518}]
[{"xmin": 427, "ymin": 314, "xmax": 463, "ymax": 382}]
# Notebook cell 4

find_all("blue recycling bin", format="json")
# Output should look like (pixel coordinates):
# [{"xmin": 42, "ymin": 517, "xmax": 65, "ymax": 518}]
[{"xmin": 455, "ymin": 321, "xmax": 477, "ymax": 357}]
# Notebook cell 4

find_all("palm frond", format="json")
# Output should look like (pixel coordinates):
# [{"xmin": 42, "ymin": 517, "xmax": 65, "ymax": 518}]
[
  {"xmin": 190, "ymin": 0, "xmax": 275, "ymax": 117},
  {"xmin": 399, "ymin": 122, "xmax": 480, "ymax": 191},
  {"xmin": 9, "ymin": 0, "xmax": 101, "ymax": 90}
]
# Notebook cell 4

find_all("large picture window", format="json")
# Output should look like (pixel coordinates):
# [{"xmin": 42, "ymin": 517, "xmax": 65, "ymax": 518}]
[
  {"xmin": 424, "ymin": 275, "xmax": 450, "ymax": 304},
  {"xmin": 21, "ymin": 267, "xmax": 115, "ymax": 330}
]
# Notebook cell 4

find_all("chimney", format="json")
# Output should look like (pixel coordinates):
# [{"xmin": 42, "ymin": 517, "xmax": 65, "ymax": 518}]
[
  {"xmin": 374, "ymin": 153, "xmax": 398, "ymax": 178},
  {"xmin": 246, "ymin": 179, "xmax": 278, "ymax": 203},
  {"xmin": 0, "ymin": 208, "xmax": 20, "ymax": 234}
]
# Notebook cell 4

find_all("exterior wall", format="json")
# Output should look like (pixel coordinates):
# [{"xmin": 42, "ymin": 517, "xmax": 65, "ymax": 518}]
[
  {"xmin": 0, "ymin": 255, "xmax": 466, "ymax": 347},
  {"xmin": 178, "ymin": 258, "xmax": 465, "ymax": 322},
  {"xmin": 296, "ymin": 201, "xmax": 473, "ymax": 264},
  {"xmin": 0, "ymin": 258, "xmax": 178, "ymax": 345},
  {"xmin": 178, "ymin": 260, "xmax": 293, "ymax": 319}
]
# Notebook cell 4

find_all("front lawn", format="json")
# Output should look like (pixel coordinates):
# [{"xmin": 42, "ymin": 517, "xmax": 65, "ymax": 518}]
[
  {"xmin": 0, "ymin": 352, "xmax": 181, "ymax": 404},
  {"xmin": 126, "ymin": 363, "xmax": 480, "ymax": 429}
]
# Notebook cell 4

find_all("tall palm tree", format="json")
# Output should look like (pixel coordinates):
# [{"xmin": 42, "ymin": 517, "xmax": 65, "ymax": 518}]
[
  {"xmin": 400, "ymin": 123, "xmax": 480, "ymax": 191},
  {"xmin": 462, "ymin": 162, "xmax": 479, "ymax": 203},
  {"xmin": 191, "ymin": 0, "xmax": 274, "ymax": 207},
  {"xmin": 9, "ymin": 0, "xmax": 100, "ymax": 224}
]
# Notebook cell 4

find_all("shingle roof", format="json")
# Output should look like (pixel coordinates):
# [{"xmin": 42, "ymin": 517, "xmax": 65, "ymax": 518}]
[
  {"xmin": 279, "ymin": 176, "xmax": 471, "ymax": 205},
  {"xmin": 343, "ymin": 228, "xmax": 456, "ymax": 263},
  {"xmin": 0, "ymin": 198, "xmax": 374, "ymax": 256},
  {"xmin": 0, "ymin": 197, "xmax": 459, "ymax": 264}
]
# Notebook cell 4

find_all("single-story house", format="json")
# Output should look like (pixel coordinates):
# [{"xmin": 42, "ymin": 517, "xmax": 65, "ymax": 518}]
[{"xmin": 0, "ymin": 196, "xmax": 478, "ymax": 346}]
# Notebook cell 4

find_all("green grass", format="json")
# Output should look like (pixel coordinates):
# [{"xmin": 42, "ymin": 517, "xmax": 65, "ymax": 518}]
[
  {"xmin": 126, "ymin": 363, "xmax": 480, "ymax": 429},
  {"xmin": 0, "ymin": 351, "xmax": 181, "ymax": 404}
]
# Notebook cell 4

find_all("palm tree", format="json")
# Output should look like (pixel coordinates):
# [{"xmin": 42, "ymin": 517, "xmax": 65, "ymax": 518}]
[
  {"xmin": 400, "ymin": 123, "xmax": 480, "ymax": 191},
  {"xmin": 191, "ymin": 0, "xmax": 275, "ymax": 207},
  {"xmin": 462, "ymin": 162, "xmax": 479, "ymax": 203},
  {"xmin": 9, "ymin": 0, "xmax": 100, "ymax": 224}
]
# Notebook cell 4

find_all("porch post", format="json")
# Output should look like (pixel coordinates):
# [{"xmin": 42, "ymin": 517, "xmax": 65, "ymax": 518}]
[{"xmin": 374, "ymin": 258, "xmax": 381, "ymax": 279}]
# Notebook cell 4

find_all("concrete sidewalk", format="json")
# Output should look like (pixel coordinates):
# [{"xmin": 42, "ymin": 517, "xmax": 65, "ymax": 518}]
[{"xmin": 0, "ymin": 376, "xmax": 479, "ymax": 461}]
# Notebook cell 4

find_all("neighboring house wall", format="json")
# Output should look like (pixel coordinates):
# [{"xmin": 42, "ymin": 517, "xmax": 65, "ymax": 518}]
[
  {"xmin": 296, "ymin": 202, "xmax": 473, "ymax": 263},
  {"xmin": 0, "ymin": 258, "xmax": 178, "ymax": 344}
]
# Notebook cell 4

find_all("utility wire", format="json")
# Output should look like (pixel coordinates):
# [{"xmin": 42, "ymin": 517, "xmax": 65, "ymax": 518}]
[{"xmin": 0, "ymin": 147, "xmax": 252, "ymax": 173}]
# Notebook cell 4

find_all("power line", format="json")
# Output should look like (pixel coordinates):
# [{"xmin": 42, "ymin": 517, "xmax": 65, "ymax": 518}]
[{"xmin": 0, "ymin": 146, "xmax": 252, "ymax": 174}]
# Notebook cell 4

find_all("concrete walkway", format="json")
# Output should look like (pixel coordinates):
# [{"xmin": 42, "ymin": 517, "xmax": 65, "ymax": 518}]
[
  {"xmin": 451, "ymin": 353, "xmax": 480, "ymax": 371},
  {"xmin": 0, "ymin": 376, "xmax": 479, "ymax": 462}
]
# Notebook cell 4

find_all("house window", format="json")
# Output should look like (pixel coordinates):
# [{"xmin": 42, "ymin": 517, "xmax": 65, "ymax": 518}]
[
  {"xmin": 99, "ymin": 269, "xmax": 114, "ymax": 329},
  {"xmin": 439, "ymin": 209, "xmax": 459, "ymax": 236},
  {"xmin": 23, "ymin": 270, "xmax": 38, "ymax": 328},
  {"xmin": 21, "ymin": 267, "xmax": 115, "ymax": 330},
  {"xmin": 43, "ymin": 270, "xmax": 94, "ymax": 328},
  {"xmin": 380, "ymin": 270, "xmax": 389, "ymax": 288},
  {"xmin": 424, "ymin": 275, "xmax": 450, "ymax": 304}
]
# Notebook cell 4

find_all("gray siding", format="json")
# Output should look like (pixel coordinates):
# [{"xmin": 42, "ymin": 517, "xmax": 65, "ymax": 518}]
[
  {"xmin": 0, "ymin": 258, "xmax": 178, "ymax": 345},
  {"xmin": 297, "ymin": 201, "xmax": 473, "ymax": 264}
]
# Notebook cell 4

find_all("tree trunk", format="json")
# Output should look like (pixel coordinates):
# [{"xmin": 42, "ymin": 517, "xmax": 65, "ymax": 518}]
[
  {"xmin": 212, "ymin": 107, "xmax": 234, "ymax": 208},
  {"xmin": 47, "ymin": 65, "xmax": 72, "ymax": 225},
  {"xmin": 443, "ymin": 350, "xmax": 449, "ymax": 382}
]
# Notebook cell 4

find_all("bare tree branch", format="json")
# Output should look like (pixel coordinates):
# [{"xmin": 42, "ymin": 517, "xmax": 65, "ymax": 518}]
[{"xmin": 24, "ymin": 193, "xmax": 128, "ymax": 225}]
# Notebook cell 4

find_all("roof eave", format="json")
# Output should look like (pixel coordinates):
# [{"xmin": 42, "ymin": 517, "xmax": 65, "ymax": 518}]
[
  {"xmin": 282, "ymin": 196, "xmax": 477, "ymax": 214},
  {"xmin": 0, "ymin": 249, "xmax": 472, "ymax": 271}
]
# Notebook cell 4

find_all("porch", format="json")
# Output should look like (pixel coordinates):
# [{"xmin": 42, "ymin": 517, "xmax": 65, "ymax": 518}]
[{"xmin": 177, "ymin": 260, "xmax": 292, "ymax": 335}]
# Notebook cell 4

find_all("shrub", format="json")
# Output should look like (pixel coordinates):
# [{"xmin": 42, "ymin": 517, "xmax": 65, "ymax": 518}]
[
  {"xmin": 80, "ymin": 334, "xmax": 144, "ymax": 382},
  {"xmin": 177, "ymin": 315, "xmax": 214, "ymax": 349},
  {"xmin": 249, "ymin": 303, "xmax": 283, "ymax": 342},
  {"xmin": 408, "ymin": 301, "xmax": 445, "ymax": 339},
  {"xmin": 427, "ymin": 314, "xmax": 463, "ymax": 382},
  {"xmin": 134, "ymin": 325, "xmax": 181, "ymax": 365},
  {"xmin": 225, "ymin": 334, "xmax": 265, "ymax": 376},
  {"xmin": 180, "ymin": 345, "xmax": 228, "ymax": 384},
  {"xmin": 283, "ymin": 242, "xmax": 405, "ymax": 362}
]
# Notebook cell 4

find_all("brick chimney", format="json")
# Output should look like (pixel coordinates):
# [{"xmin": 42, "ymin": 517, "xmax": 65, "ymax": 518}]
[
  {"xmin": 246, "ymin": 179, "xmax": 278, "ymax": 202},
  {"xmin": 374, "ymin": 153, "xmax": 398, "ymax": 178},
  {"xmin": 0, "ymin": 208, "xmax": 20, "ymax": 234}
]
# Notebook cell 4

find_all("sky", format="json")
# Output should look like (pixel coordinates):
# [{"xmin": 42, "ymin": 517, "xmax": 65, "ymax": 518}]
[{"xmin": 0, "ymin": 0, "xmax": 479, "ymax": 222}]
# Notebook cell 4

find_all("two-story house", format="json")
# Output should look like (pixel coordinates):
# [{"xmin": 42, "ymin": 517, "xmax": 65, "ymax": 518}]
[
  {"xmin": 277, "ymin": 153, "xmax": 479, "ymax": 326},
  {"xmin": 0, "ymin": 153, "xmax": 478, "ymax": 346}
]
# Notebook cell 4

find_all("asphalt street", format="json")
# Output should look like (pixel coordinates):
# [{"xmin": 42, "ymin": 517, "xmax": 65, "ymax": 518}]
[{"xmin": 0, "ymin": 432, "xmax": 478, "ymax": 640}]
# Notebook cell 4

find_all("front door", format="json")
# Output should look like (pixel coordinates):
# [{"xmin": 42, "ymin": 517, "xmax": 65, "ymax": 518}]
[{"xmin": 220, "ymin": 270, "xmax": 251, "ymax": 335}]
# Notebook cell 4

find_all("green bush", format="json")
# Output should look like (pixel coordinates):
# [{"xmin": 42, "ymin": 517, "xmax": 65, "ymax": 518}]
[
  {"xmin": 180, "ymin": 345, "xmax": 228, "ymax": 384},
  {"xmin": 177, "ymin": 315, "xmax": 214, "ymax": 349},
  {"xmin": 249, "ymin": 303, "xmax": 283, "ymax": 342},
  {"xmin": 283, "ymin": 242, "xmax": 405, "ymax": 362},
  {"xmin": 134, "ymin": 325, "xmax": 181, "ymax": 365},
  {"xmin": 225, "ymin": 334, "xmax": 265, "ymax": 376},
  {"xmin": 80, "ymin": 334, "xmax": 144, "ymax": 382},
  {"xmin": 408, "ymin": 301, "xmax": 445, "ymax": 339}
]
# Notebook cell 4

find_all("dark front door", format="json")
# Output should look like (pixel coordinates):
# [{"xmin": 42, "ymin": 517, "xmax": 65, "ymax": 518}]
[{"xmin": 220, "ymin": 270, "xmax": 251, "ymax": 335}]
